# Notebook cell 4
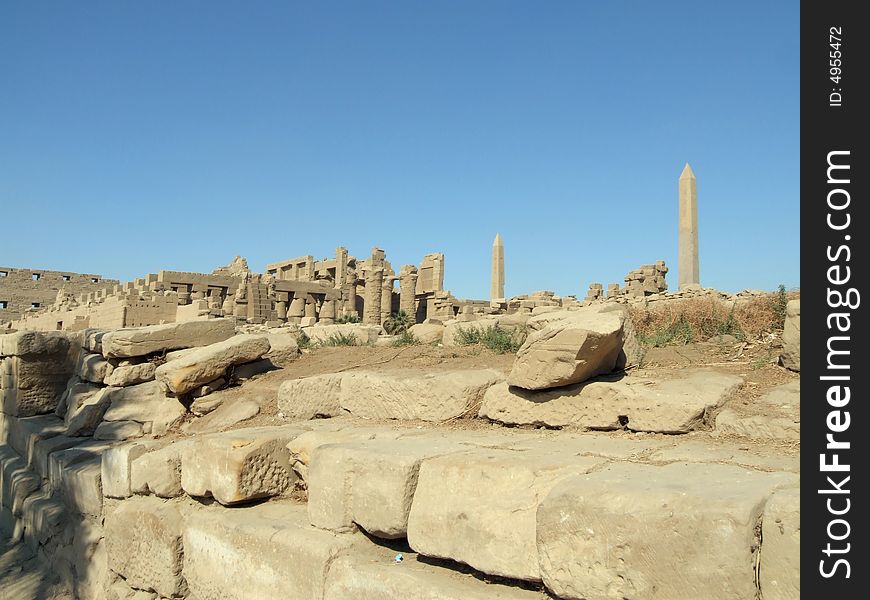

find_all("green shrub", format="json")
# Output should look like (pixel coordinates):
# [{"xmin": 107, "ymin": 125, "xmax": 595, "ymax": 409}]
[
  {"xmin": 455, "ymin": 324, "xmax": 526, "ymax": 354},
  {"xmin": 392, "ymin": 330, "xmax": 418, "ymax": 346},
  {"xmin": 638, "ymin": 315, "xmax": 695, "ymax": 347},
  {"xmin": 769, "ymin": 284, "xmax": 789, "ymax": 329},
  {"xmin": 336, "ymin": 313, "xmax": 361, "ymax": 324},
  {"xmin": 320, "ymin": 332, "xmax": 358, "ymax": 347},
  {"xmin": 296, "ymin": 331, "xmax": 312, "ymax": 349},
  {"xmin": 383, "ymin": 310, "xmax": 414, "ymax": 335}
]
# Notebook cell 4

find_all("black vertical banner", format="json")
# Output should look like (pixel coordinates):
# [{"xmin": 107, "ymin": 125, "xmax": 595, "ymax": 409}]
[{"xmin": 802, "ymin": 1, "xmax": 868, "ymax": 595}]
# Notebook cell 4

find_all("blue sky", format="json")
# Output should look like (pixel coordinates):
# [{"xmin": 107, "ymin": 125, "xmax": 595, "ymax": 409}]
[{"xmin": 0, "ymin": 1, "xmax": 799, "ymax": 298}]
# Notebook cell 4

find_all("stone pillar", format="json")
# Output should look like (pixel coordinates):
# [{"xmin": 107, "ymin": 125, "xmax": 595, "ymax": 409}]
[
  {"xmin": 381, "ymin": 278, "xmax": 395, "ymax": 324},
  {"xmin": 320, "ymin": 299, "xmax": 336, "ymax": 325},
  {"xmin": 678, "ymin": 163, "xmax": 700, "ymax": 289},
  {"xmin": 304, "ymin": 296, "xmax": 317, "ymax": 319},
  {"xmin": 275, "ymin": 301, "xmax": 287, "ymax": 320},
  {"xmin": 364, "ymin": 268, "xmax": 383, "ymax": 325},
  {"xmin": 399, "ymin": 266, "xmax": 418, "ymax": 320},
  {"xmin": 288, "ymin": 296, "xmax": 305, "ymax": 324},
  {"xmin": 491, "ymin": 233, "xmax": 505, "ymax": 300}
]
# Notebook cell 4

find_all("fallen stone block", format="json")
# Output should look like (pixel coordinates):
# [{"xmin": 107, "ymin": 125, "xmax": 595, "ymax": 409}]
[
  {"xmin": 101, "ymin": 440, "xmax": 163, "ymax": 498},
  {"xmin": 155, "ymin": 334, "xmax": 271, "ymax": 395},
  {"xmin": 181, "ymin": 425, "xmax": 304, "ymax": 505},
  {"xmin": 131, "ymin": 441, "xmax": 189, "ymax": 498},
  {"xmin": 508, "ymin": 307, "xmax": 625, "ymax": 390},
  {"xmin": 182, "ymin": 398, "xmax": 259, "ymax": 435},
  {"xmin": 265, "ymin": 333, "xmax": 300, "ymax": 365},
  {"xmin": 101, "ymin": 318, "xmax": 236, "ymax": 358},
  {"xmin": 105, "ymin": 496, "xmax": 186, "ymax": 598},
  {"xmin": 408, "ymin": 322, "xmax": 445, "ymax": 344},
  {"xmin": 760, "ymin": 487, "xmax": 800, "ymax": 600},
  {"xmin": 93, "ymin": 420, "xmax": 145, "ymax": 440},
  {"xmin": 103, "ymin": 362, "xmax": 156, "ymax": 387},
  {"xmin": 287, "ymin": 425, "xmax": 406, "ymax": 482},
  {"xmin": 308, "ymin": 436, "xmax": 470, "ymax": 538},
  {"xmin": 103, "ymin": 381, "xmax": 186, "ymax": 436},
  {"xmin": 341, "ymin": 369, "xmax": 504, "ymax": 421},
  {"xmin": 481, "ymin": 370, "xmax": 742, "ymax": 433},
  {"xmin": 78, "ymin": 353, "xmax": 110, "ymax": 383},
  {"xmin": 535, "ymin": 462, "xmax": 799, "ymax": 600},
  {"xmin": 407, "ymin": 448, "xmax": 605, "ymax": 581},
  {"xmin": 324, "ymin": 551, "xmax": 545, "ymax": 600},
  {"xmin": 277, "ymin": 373, "xmax": 344, "ymax": 421},
  {"xmin": 183, "ymin": 502, "xmax": 361, "ymax": 600},
  {"xmin": 64, "ymin": 384, "xmax": 112, "ymax": 436}
]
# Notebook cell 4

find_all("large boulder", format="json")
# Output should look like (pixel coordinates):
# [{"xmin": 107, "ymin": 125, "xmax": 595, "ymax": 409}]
[
  {"xmin": 304, "ymin": 324, "xmax": 383, "ymax": 346},
  {"xmin": 508, "ymin": 307, "xmax": 625, "ymax": 390},
  {"xmin": 154, "ymin": 335, "xmax": 270, "ymax": 395},
  {"xmin": 779, "ymin": 299, "xmax": 800, "ymax": 371},
  {"xmin": 481, "ymin": 370, "xmax": 742, "ymax": 433},
  {"xmin": 408, "ymin": 322, "xmax": 445, "ymax": 344},
  {"xmin": 102, "ymin": 381, "xmax": 186, "ymax": 436},
  {"xmin": 101, "ymin": 318, "xmax": 236, "ymax": 358},
  {"xmin": 535, "ymin": 462, "xmax": 798, "ymax": 600}
]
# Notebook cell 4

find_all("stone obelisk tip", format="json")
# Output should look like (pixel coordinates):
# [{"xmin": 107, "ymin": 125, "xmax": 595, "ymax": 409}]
[
  {"xmin": 680, "ymin": 163, "xmax": 695, "ymax": 179},
  {"xmin": 493, "ymin": 233, "xmax": 503, "ymax": 246}
]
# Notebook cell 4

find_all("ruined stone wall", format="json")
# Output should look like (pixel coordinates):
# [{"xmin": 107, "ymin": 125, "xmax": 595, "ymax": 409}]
[{"xmin": 0, "ymin": 267, "xmax": 118, "ymax": 324}]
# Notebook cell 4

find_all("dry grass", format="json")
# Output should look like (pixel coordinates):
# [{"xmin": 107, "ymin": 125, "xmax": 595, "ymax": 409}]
[{"xmin": 630, "ymin": 289, "xmax": 799, "ymax": 347}]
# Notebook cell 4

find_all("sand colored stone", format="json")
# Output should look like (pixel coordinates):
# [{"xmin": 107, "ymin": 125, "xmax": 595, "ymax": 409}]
[{"xmin": 678, "ymin": 163, "xmax": 700, "ymax": 289}]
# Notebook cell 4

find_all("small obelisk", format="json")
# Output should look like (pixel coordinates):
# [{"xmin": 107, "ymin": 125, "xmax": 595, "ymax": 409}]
[
  {"xmin": 678, "ymin": 163, "xmax": 700, "ymax": 289},
  {"xmin": 491, "ymin": 233, "xmax": 505, "ymax": 300}
]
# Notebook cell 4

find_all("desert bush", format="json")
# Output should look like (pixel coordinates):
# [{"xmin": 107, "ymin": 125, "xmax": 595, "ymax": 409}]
[
  {"xmin": 320, "ymin": 332, "xmax": 358, "ymax": 347},
  {"xmin": 335, "ymin": 313, "xmax": 361, "ymax": 324},
  {"xmin": 392, "ymin": 330, "xmax": 418, "ymax": 346},
  {"xmin": 455, "ymin": 324, "xmax": 526, "ymax": 354},
  {"xmin": 383, "ymin": 310, "xmax": 414, "ymax": 335},
  {"xmin": 296, "ymin": 331, "xmax": 312, "ymax": 349},
  {"xmin": 629, "ymin": 288, "xmax": 797, "ymax": 347}
]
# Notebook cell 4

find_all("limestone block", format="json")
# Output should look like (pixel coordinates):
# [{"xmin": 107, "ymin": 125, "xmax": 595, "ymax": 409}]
[
  {"xmin": 2, "ymin": 355, "xmax": 74, "ymax": 417},
  {"xmin": 103, "ymin": 362, "xmax": 156, "ymax": 387},
  {"xmin": 0, "ymin": 331, "xmax": 70, "ymax": 357},
  {"xmin": 5, "ymin": 414, "xmax": 66, "ymax": 464},
  {"xmin": 324, "ymin": 552, "xmax": 545, "ymax": 600},
  {"xmin": 407, "ymin": 448, "xmax": 605, "ymax": 581},
  {"xmin": 340, "ymin": 369, "xmax": 504, "ymax": 421},
  {"xmin": 20, "ymin": 488, "xmax": 66, "ymax": 550},
  {"xmin": 105, "ymin": 496, "xmax": 186, "ymax": 598},
  {"xmin": 760, "ymin": 487, "xmax": 800, "ymax": 600},
  {"xmin": 154, "ymin": 334, "xmax": 270, "ymax": 395},
  {"xmin": 30, "ymin": 434, "xmax": 85, "ymax": 479},
  {"xmin": 55, "ymin": 455, "xmax": 103, "ymax": 517},
  {"xmin": 232, "ymin": 357, "xmax": 275, "ymax": 381},
  {"xmin": 508, "ymin": 307, "xmax": 625, "ymax": 390},
  {"xmin": 78, "ymin": 353, "xmax": 110, "ymax": 383},
  {"xmin": 265, "ymin": 333, "xmax": 300, "ymax": 364},
  {"xmin": 308, "ymin": 436, "xmax": 470, "ymax": 538},
  {"xmin": 287, "ymin": 426, "xmax": 406, "ymax": 482},
  {"xmin": 277, "ymin": 373, "xmax": 344, "ymax": 421},
  {"xmin": 180, "ymin": 425, "xmax": 305, "ymax": 505},
  {"xmin": 0, "ymin": 444, "xmax": 40, "ymax": 515},
  {"xmin": 780, "ymin": 299, "xmax": 800, "ymax": 371},
  {"xmin": 94, "ymin": 420, "xmax": 145, "ymax": 440},
  {"xmin": 101, "ymin": 318, "xmax": 236, "ymax": 358},
  {"xmin": 481, "ymin": 370, "xmax": 742, "ymax": 433},
  {"xmin": 408, "ymin": 322, "xmax": 445, "ymax": 344},
  {"xmin": 181, "ymin": 398, "xmax": 259, "ymax": 435},
  {"xmin": 82, "ymin": 329, "xmax": 108, "ymax": 354},
  {"xmin": 64, "ymin": 383, "xmax": 112, "ymax": 436},
  {"xmin": 102, "ymin": 381, "xmax": 186, "ymax": 435},
  {"xmin": 101, "ymin": 440, "xmax": 162, "ymax": 498},
  {"xmin": 304, "ymin": 324, "xmax": 384, "ymax": 346},
  {"xmin": 131, "ymin": 441, "xmax": 189, "ymax": 498},
  {"xmin": 535, "ymin": 462, "xmax": 799, "ymax": 600},
  {"xmin": 190, "ymin": 394, "xmax": 223, "ymax": 416},
  {"xmin": 183, "ymin": 502, "xmax": 362, "ymax": 600}
]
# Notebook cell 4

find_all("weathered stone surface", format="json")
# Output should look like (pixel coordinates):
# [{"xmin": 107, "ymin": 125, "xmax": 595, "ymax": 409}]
[
  {"xmin": 536, "ymin": 462, "xmax": 798, "ymax": 600},
  {"xmin": 277, "ymin": 373, "xmax": 344, "ymax": 421},
  {"xmin": 508, "ymin": 307, "xmax": 625, "ymax": 390},
  {"xmin": 78, "ymin": 353, "xmax": 110, "ymax": 383},
  {"xmin": 304, "ymin": 324, "xmax": 383, "ymax": 346},
  {"xmin": 105, "ymin": 496, "xmax": 186, "ymax": 598},
  {"xmin": 103, "ymin": 362, "xmax": 156, "ymax": 387},
  {"xmin": 64, "ymin": 384, "xmax": 112, "ymax": 436},
  {"xmin": 481, "ymin": 370, "xmax": 742, "ymax": 433},
  {"xmin": 102, "ymin": 381, "xmax": 186, "ymax": 435},
  {"xmin": 101, "ymin": 318, "xmax": 236, "ymax": 358},
  {"xmin": 779, "ymin": 299, "xmax": 800, "ymax": 371},
  {"xmin": 2, "ymin": 354, "xmax": 75, "ymax": 417},
  {"xmin": 183, "ymin": 502, "xmax": 361, "ymax": 600},
  {"xmin": 308, "ymin": 436, "xmax": 471, "ymax": 538},
  {"xmin": 0, "ymin": 444, "xmax": 40, "ymax": 515},
  {"xmin": 93, "ymin": 420, "xmax": 145, "ymax": 440},
  {"xmin": 342, "ymin": 369, "xmax": 504, "ymax": 421},
  {"xmin": 190, "ymin": 394, "xmax": 223, "ymax": 416},
  {"xmin": 287, "ymin": 426, "xmax": 407, "ymax": 482},
  {"xmin": 232, "ymin": 358, "xmax": 275, "ymax": 381},
  {"xmin": 101, "ymin": 440, "xmax": 162, "ymax": 498},
  {"xmin": 131, "ymin": 441, "xmax": 189, "ymax": 498},
  {"xmin": 0, "ymin": 331, "xmax": 71, "ymax": 357},
  {"xmin": 408, "ymin": 322, "xmax": 445, "ymax": 344},
  {"xmin": 715, "ymin": 380, "xmax": 799, "ymax": 440},
  {"xmin": 30, "ymin": 434, "xmax": 85, "ymax": 479},
  {"xmin": 407, "ymin": 448, "xmax": 604, "ymax": 581},
  {"xmin": 325, "ymin": 551, "xmax": 545, "ymax": 600},
  {"xmin": 180, "ymin": 425, "xmax": 304, "ymax": 505},
  {"xmin": 4, "ymin": 413, "xmax": 65, "ymax": 465},
  {"xmin": 760, "ymin": 487, "xmax": 800, "ymax": 600},
  {"xmin": 54, "ymin": 455, "xmax": 103, "ymax": 517},
  {"xmin": 265, "ymin": 333, "xmax": 300, "ymax": 365},
  {"xmin": 155, "ymin": 335, "xmax": 270, "ymax": 395},
  {"xmin": 182, "ymin": 398, "xmax": 259, "ymax": 434}
]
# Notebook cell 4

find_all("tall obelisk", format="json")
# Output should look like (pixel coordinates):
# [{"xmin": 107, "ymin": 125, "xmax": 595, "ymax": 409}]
[
  {"xmin": 491, "ymin": 233, "xmax": 505, "ymax": 300},
  {"xmin": 678, "ymin": 163, "xmax": 700, "ymax": 289}
]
